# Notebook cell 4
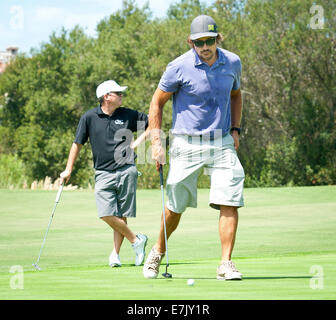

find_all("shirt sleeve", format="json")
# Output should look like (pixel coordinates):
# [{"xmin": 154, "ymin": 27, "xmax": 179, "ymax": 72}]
[
  {"xmin": 158, "ymin": 62, "xmax": 180, "ymax": 93},
  {"xmin": 131, "ymin": 111, "xmax": 148, "ymax": 132},
  {"xmin": 74, "ymin": 114, "xmax": 89, "ymax": 145},
  {"xmin": 232, "ymin": 58, "xmax": 242, "ymax": 91}
]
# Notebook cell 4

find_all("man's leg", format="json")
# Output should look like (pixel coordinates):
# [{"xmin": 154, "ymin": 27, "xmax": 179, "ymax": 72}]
[
  {"xmin": 155, "ymin": 206, "xmax": 182, "ymax": 254},
  {"xmin": 110, "ymin": 218, "xmax": 126, "ymax": 267},
  {"xmin": 143, "ymin": 206, "xmax": 181, "ymax": 278},
  {"xmin": 96, "ymin": 168, "xmax": 148, "ymax": 267},
  {"xmin": 102, "ymin": 215, "xmax": 148, "ymax": 266},
  {"xmin": 112, "ymin": 217, "xmax": 127, "ymax": 254},
  {"xmin": 216, "ymin": 205, "xmax": 242, "ymax": 280},
  {"xmin": 218, "ymin": 205, "xmax": 238, "ymax": 262},
  {"xmin": 101, "ymin": 216, "xmax": 137, "ymax": 244}
]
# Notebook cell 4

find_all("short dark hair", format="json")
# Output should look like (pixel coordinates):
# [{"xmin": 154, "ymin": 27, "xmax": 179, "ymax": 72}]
[{"xmin": 187, "ymin": 33, "xmax": 224, "ymax": 48}]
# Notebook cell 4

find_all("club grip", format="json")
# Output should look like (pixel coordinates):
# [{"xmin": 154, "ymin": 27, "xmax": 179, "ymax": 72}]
[
  {"xmin": 55, "ymin": 183, "xmax": 64, "ymax": 203},
  {"xmin": 159, "ymin": 165, "xmax": 164, "ymax": 186}
]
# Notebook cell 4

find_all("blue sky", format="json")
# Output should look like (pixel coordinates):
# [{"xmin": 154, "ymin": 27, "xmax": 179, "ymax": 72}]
[{"xmin": 0, "ymin": 0, "xmax": 214, "ymax": 54}]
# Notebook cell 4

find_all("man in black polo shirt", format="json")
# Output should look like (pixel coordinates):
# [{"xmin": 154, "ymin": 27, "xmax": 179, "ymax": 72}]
[{"xmin": 60, "ymin": 80, "xmax": 148, "ymax": 268}]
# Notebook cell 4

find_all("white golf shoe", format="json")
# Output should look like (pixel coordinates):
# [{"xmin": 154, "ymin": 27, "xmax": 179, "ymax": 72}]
[
  {"xmin": 109, "ymin": 252, "xmax": 121, "ymax": 267},
  {"xmin": 132, "ymin": 234, "xmax": 148, "ymax": 266},
  {"xmin": 143, "ymin": 247, "xmax": 165, "ymax": 279},
  {"xmin": 216, "ymin": 261, "xmax": 242, "ymax": 280}
]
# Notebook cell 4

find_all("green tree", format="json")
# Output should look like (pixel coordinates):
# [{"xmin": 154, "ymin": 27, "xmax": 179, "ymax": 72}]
[{"xmin": 0, "ymin": 0, "xmax": 335, "ymax": 188}]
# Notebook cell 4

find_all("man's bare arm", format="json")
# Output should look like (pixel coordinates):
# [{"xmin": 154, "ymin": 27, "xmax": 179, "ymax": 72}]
[
  {"xmin": 130, "ymin": 127, "xmax": 150, "ymax": 150},
  {"xmin": 148, "ymin": 88, "xmax": 173, "ymax": 167},
  {"xmin": 230, "ymin": 88, "xmax": 242, "ymax": 150},
  {"xmin": 60, "ymin": 143, "xmax": 83, "ymax": 184}
]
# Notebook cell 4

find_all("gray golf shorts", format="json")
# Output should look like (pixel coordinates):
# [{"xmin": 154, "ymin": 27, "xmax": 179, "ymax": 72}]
[
  {"xmin": 166, "ymin": 133, "xmax": 245, "ymax": 213},
  {"xmin": 94, "ymin": 164, "xmax": 138, "ymax": 218}
]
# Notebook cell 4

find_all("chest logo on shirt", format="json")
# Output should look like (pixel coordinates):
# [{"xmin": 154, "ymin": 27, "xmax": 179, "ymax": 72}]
[{"xmin": 115, "ymin": 119, "xmax": 124, "ymax": 125}]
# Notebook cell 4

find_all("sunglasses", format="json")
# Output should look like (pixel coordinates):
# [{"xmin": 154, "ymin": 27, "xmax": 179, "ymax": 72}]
[
  {"xmin": 108, "ymin": 92, "xmax": 123, "ymax": 97},
  {"xmin": 192, "ymin": 38, "xmax": 216, "ymax": 47}
]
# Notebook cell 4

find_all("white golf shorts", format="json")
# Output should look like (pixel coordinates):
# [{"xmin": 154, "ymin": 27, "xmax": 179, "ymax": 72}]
[{"xmin": 166, "ymin": 133, "xmax": 245, "ymax": 213}]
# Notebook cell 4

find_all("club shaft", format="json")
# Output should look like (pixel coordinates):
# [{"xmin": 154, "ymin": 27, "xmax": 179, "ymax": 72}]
[
  {"xmin": 159, "ymin": 165, "xmax": 169, "ymax": 267},
  {"xmin": 161, "ymin": 185, "xmax": 169, "ymax": 266},
  {"xmin": 35, "ymin": 203, "xmax": 57, "ymax": 264},
  {"xmin": 33, "ymin": 184, "xmax": 64, "ymax": 265}
]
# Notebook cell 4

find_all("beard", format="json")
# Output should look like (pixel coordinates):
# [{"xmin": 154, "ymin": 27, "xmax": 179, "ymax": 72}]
[{"xmin": 199, "ymin": 49, "xmax": 215, "ymax": 61}]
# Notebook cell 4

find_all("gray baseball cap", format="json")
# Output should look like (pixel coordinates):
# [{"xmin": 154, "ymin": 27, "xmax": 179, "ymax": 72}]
[{"xmin": 190, "ymin": 15, "xmax": 218, "ymax": 40}]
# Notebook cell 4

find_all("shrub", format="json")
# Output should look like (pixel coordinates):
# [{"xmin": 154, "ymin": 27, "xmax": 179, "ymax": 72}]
[{"xmin": 0, "ymin": 154, "xmax": 29, "ymax": 189}]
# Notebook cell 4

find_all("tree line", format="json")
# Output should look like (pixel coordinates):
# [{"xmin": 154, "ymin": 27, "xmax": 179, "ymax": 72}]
[{"xmin": 0, "ymin": 0, "xmax": 335, "ymax": 189}]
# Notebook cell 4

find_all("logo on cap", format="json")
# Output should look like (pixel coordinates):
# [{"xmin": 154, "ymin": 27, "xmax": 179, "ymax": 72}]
[{"xmin": 190, "ymin": 15, "xmax": 218, "ymax": 40}]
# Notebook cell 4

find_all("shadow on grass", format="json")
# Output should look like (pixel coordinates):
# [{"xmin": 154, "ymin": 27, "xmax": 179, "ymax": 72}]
[
  {"xmin": 164, "ymin": 275, "xmax": 312, "ymax": 280},
  {"xmin": 166, "ymin": 262, "xmax": 203, "ymax": 265},
  {"xmin": 243, "ymin": 276, "xmax": 312, "ymax": 280}
]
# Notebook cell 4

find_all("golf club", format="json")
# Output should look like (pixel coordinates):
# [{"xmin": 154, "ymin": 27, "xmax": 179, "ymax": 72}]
[
  {"xmin": 32, "ymin": 182, "xmax": 64, "ymax": 271},
  {"xmin": 159, "ymin": 165, "xmax": 172, "ymax": 278}
]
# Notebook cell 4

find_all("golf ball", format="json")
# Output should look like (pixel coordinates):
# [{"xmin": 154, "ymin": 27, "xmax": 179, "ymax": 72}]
[{"xmin": 187, "ymin": 279, "xmax": 194, "ymax": 286}]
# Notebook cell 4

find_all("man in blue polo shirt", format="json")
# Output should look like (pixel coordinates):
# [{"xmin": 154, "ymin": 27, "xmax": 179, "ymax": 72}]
[
  {"xmin": 60, "ymin": 80, "xmax": 148, "ymax": 268},
  {"xmin": 143, "ymin": 15, "xmax": 245, "ymax": 280}
]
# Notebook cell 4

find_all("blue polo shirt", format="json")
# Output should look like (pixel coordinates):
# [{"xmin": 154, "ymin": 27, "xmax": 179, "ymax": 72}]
[{"xmin": 158, "ymin": 48, "xmax": 241, "ymax": 136}]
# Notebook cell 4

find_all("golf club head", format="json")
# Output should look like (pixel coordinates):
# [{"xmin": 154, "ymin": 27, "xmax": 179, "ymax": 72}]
[
  {"xmin": 32, "ymin": 263, "xmax": 42, "ymax": 271},
  {"xmin": 162, "ymin": 272, "xmax": 172, "ymax": 278}
]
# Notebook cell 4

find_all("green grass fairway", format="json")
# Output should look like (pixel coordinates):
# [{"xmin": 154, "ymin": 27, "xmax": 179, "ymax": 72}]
[{"xmin": 0, "ymin": 186, "xmax": 335, "ymax": 300}]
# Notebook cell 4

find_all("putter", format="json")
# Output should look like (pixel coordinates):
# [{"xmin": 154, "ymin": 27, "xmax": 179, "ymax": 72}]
[
  {"xmin": 159, "ymin": 165, "xmax": 172, "ymax": 278},
  {"xmin": 32, "ymin": 182, "xmax": 64, "ymax": 271}
]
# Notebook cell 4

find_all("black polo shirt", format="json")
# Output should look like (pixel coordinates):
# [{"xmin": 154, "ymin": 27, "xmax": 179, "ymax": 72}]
[{"xmin": 74, "ymin": 105, "xmax": 148, "ymax": 171}]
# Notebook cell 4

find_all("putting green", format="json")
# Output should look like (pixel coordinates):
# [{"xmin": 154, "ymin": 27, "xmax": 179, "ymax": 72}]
[{"xmin": 0, "ymin": 186, "xmax": 335, "ymax": 300}]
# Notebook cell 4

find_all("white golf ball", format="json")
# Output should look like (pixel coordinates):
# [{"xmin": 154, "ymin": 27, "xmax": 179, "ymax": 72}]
[{"xmin": 187, "ymin": 279, "xmax": 195, "ymax": 286}]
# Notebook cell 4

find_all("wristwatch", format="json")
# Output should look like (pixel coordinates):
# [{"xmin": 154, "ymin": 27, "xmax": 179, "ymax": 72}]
[{"xmin": 230, "ymin": 127, "xmax": 241, "ymax": 135}]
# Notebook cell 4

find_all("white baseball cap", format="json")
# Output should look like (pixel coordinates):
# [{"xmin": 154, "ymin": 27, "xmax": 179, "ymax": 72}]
[{"xmin": 96, "ymin": 80, "xmax": 128, "ymax": 99}]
